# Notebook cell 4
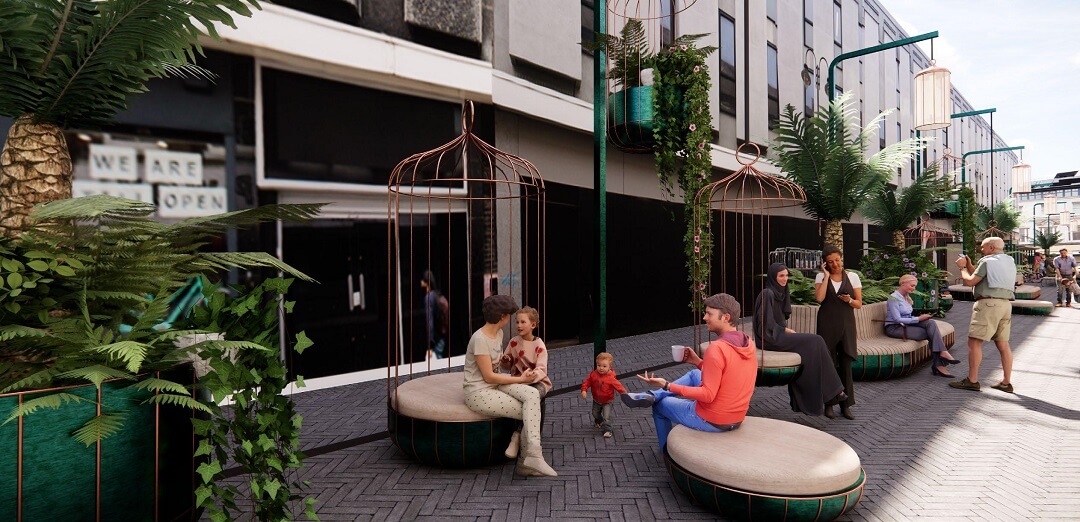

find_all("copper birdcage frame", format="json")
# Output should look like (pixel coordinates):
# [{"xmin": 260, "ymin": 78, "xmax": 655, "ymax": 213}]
[
  {"xmin": 693, "ymin": 143, "xmax": 805, "ymax": 350},
  {"xmin": 904, "ymin": 212, "xmax": 955, "ymax": 247},
  {"xmin": 976, "ymin": 220, "xmax": 1011, "ymax": 241},
  {"xmin": 386, "ymin": 101, "xmax": 546, "ymax": 385},
  {"xmin": 599, "ymin": 1, "xmax": 697, "ymax": 153}
]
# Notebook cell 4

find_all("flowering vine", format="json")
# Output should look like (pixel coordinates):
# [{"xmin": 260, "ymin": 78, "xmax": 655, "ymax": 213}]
[{"xmin": 653, "ymin": 40, "xmax": 717, "ymax": 314}]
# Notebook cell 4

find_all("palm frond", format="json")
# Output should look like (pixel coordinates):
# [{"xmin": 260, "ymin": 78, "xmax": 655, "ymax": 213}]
[
  {"xmin": 192, "ymin": 252, "xmax": 316, "ymax": 282},
  {"xmin": 88, "ymin": 340, "xmax": 149, "ymax": 373},
  {"xmin": 30, "ymin": 194, "xmax": 156, "ymax": 221},
  {"xmin": 131, "ymin": 377, "xmax": 191, "ymax": 395},
  {"xmin": 0, "ymin": 0, "xmax": 259, "ymax": 128}
]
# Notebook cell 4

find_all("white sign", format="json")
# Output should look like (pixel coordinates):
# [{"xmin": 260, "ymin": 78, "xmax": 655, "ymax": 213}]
[
  {"xmin": 73, "ymin": 180, "xmax": 154, "ymax": 202},
  {"xmin": 157, "ymin": 186, "xmax": 227, "ymax": 218},
  {"xmin": 88, "ymin": 144, "xmax": 138, "ymax": 181},
  {"xmin": 144, "ymin": 149, "xmax": 203, "ymax": 185}
]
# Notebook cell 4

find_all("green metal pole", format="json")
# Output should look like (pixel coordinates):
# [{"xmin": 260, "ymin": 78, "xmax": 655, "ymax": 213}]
[
  {"xmin": 827, "ymin": 31, "xmax": 938, "ymax": 103},
  {"xmin": 950, "ymin": 108, "xmax": 996, "ymax": 119},
  {"xmin": 949, "ymin": 108, "xmax": 996, "ymax": 249},
  {"xmin": 960, "ymin": 146, "xmax": 1024, "ymax": 187},
  {"xmin": 592, "ymin": 0, "xmax": 607, "ymax": 357}
]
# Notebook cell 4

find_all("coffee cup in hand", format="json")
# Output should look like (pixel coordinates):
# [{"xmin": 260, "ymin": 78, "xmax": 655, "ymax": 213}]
[{"xmin": 671, "ymin": 345, "xmax": 686, "ymax": 362}]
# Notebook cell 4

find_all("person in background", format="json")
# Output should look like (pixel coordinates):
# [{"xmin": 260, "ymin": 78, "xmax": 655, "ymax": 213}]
[
  {"xmin": 885, "ymin": 274, "xmax": 961, "ymax": 378},
  {"xmin": 1053, "ymin": 248, "xmax": 1077, "ymax": 307},
  {"xmin": 421, "ymin": 270, "xmax": 448, "ymax": 359}
]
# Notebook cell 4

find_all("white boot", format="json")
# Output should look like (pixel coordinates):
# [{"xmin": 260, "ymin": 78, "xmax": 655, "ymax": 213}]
[
  {"xmin": 517, "ymin": 444, "xmax": 557, "ymax": 477},
  {"xmin": 504, "ymin": 431, "xmax": 520, "ymax": 459}
]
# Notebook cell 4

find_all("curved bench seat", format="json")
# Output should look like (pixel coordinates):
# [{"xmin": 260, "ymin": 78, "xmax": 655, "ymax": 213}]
[
  {"xmin": 1012, "ymin": 299, "xmax": 1055, "ymax": 316},
  {"xmin": 705, "ymin": 339, "xmax": 803, "ymax": 388},
  {"xmin": 939, "ymin": 295, "xmax": 954, "ymax": 312},
  {"xmin": 664, "ymin": 419, "xmax": 865, "ymax": 521},
  {"xmin": 389, "ymin": 372, "xmax": 516, "ymax": 467},
  {"xmin": 1013, "ymin": 285, "xmax": 1042, "ymax": 300},
  {"xmin": 948, "ymin": 284, "xmax": 975, "ymax": 301}
]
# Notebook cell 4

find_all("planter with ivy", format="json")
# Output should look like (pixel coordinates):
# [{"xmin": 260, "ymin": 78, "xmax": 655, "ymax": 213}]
[{"xmin": 0, "ymin": 196, "xmax": 320, "ymax": 520}]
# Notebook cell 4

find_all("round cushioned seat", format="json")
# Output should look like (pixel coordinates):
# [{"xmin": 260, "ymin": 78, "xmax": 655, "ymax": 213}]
[
  {"xmin": 1012, "ymin": 299, "xmax": 1055, "ymax": 316},
  {"xmin": 940, "ymin": 295, "xmax": 954, "ymax": 312},
  {"xmin": 948, "ymin": 284, "xmax": 974, "ymax": 301},
  {"xmin": 389, "ymin": 372, "xmax": 516, "ymax": 467},
  {"xmin": 853, "ymin": 337, "xmax": 926, "ymax": 380},
  {"xmin": 1013, "ymin": 285, "xmax": 1042, "ymax": 300},
  {"xmin": 664, "ymin": 418, "xmax": 864, "ymax": 521},
  {"xmin": 934, "ymin": 319, "xmax": 955, "ymax": 348}
]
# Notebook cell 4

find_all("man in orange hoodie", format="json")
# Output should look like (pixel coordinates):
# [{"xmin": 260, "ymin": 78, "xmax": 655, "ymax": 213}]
[{"xmin": 622, "ymin": 293, "xmax": 757, "ymax": 450}]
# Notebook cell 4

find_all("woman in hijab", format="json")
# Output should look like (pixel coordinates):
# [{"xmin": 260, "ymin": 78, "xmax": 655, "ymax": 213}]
[{"xmin": 753, "ymin": 263, "xmax": 846, "ymax": 417}]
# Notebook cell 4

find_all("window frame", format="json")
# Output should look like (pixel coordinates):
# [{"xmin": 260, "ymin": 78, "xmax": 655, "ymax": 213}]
[
  {"xmin": 718, "ymin": 10, "xmax": 737, "ymax": 116},
  {"xmin": 767, "ymin": 43, "xmax": 780, "ymax": 129}
]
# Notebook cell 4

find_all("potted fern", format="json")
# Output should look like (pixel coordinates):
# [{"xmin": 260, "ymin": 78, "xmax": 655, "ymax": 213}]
[
  {"xmin": 583, "ymin": 19, "xmax": 658, "ymax": 151},
  {"xmin": 0, "ymin": 196, "xmax": 320, "ymax": 520}
]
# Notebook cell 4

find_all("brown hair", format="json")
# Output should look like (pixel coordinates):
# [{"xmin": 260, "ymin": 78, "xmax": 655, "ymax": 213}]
[
  {"xmin": 595, "ymin": 352, "xmax": 614, "ymax": 365},
  {"xmin": 481, "ymin": 295, "xmax": 518, "ymax": 324},
  {"xmin": 517, "ymin": 306, "xmax": 539, "ymax": 326},
  {"xmin": 704, "ymin": 293, "xmax": 740, "ymax": 326}
]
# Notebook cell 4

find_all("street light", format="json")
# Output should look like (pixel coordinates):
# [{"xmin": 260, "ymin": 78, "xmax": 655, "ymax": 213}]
[
  {"xmin": 1011, "ymin": 161, "xmax": 1031, "ymax": 194},
  {"xmin": 802, "ymin": 49, "xmax": 829, "ymax": 111},
  {"xmin": 826, "ymin": 31, "xmax": 941, "ymax": 103}
]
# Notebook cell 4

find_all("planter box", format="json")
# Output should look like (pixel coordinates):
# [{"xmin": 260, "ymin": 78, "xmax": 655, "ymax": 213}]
[
  {"xmin": 0, "ymin": 373, "xmax": 196, "ymax": 521},
  {"xmin": 608, "ymin": 86, "xmax": 656, "ymax": 152}
]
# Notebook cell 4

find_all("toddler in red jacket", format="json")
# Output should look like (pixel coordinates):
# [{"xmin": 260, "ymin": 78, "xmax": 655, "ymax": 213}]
[{"xmin": 580, "ymin": 352, "xmax": 626, "ymax": 438}]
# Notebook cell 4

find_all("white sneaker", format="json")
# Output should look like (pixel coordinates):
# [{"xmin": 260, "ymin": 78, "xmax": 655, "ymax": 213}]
[{"xmin": 504, "ymin": 431, "xmax": 520, "ymax": 459}]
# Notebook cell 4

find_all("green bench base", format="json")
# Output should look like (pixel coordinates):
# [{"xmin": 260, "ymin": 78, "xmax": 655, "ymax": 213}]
[
  {"xmin": 388, "ymin": 406, "xmax": 516, "ymax": 468},
  {"xmin": 664, "ymin": 450, "xmax": 865, "ymax": 521},
  {"xmin": 756, "ymin": 366, "xmax": 802, "ymax": 387}
]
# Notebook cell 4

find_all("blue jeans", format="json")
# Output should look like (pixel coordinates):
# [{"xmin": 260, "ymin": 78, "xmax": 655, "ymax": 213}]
[{"xmin": 650, "ymin": 369, "xmax": 740, "ymax": 451}]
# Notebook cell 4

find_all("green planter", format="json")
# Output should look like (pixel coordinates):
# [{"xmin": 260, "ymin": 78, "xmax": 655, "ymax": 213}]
[
  {"xmin": 608, "ymin": 86, "xmax": 657, "ymax": 152},
  {"xmin": 0, "ymin": 373, "xmax": 197, "ymax": 521},
  {"xmin": 911, "ymin": 278, "xmax": 942, "ymax": 316}
]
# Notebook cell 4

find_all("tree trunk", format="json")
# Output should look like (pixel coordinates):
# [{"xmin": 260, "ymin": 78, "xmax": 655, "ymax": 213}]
[
  {"xmin": 893, "ymin": 230, "xmax": 906, "ymax": 251},
  {"xmin": 824, "ymin": 219, "xmax": 844, "ymax": 252},
  {"xmin": 0, "ymin": 114, "xmax": 72, "ymax": 237}
]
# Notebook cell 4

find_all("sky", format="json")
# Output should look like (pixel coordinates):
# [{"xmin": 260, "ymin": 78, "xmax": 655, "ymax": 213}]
[{"xmin": 883, "ymin": 0, "xmax": 1079, "ymax": 181}]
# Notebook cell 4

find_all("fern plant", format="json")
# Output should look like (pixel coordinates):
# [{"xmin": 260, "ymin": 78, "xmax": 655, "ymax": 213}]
[
  {"xmin": 0, "ymin": 0, "xmax": 260, "ymax": 235},
  {"xmin": 0, "ymin": 195, "xmax": 320, "ymax": 445},
  {"xmin": 581, "ymin": 19, "xmax": 653, "ymax": 89}
]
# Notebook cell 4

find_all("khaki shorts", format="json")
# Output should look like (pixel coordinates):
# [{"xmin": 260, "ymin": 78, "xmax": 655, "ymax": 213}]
[{"xmin": 969, "ymin": 298, "xmax": 1011, "ymax": 341}]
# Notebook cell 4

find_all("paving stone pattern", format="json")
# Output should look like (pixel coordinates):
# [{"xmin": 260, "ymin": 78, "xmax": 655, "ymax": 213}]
[{"xmin": 221, "ymin": 289, "xmax": 1080, "ymax": 521}]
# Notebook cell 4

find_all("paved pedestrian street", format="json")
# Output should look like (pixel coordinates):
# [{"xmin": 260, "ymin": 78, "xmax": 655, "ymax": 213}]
[{"xmin": 241, "ymin": 290, "xmax": 1080, "ymax": 521}]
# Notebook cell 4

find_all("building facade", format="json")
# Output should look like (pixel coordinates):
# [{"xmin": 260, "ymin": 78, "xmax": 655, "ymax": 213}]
[{"xmin": 0, "ymin": 0, "xmax": 1020, "ymax": 388}]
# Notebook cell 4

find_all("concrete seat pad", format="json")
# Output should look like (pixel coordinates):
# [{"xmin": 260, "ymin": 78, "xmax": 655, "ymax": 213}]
[
  {"xmin": 666, "ymin": 418, "xmax": 862, "ymax": 496},
  {"xmin": 700, "ymin": 342, "xmax": 801, "ymax": 367}
]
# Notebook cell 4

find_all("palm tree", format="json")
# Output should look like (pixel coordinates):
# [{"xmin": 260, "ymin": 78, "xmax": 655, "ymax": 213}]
[
  {"xmin": 863, "ymin": 161, "xmax": 952, "ymax": 250},
  {"xmin": 0, "ymin": 0, "xmax": 259, "ymax": 236},
  {"xmin": 1034, "ymin": 229, "xmax": 1062, "ymax": 260},
  {"xmin": 772, "ymin": 92, "xmax": 926, "ymax": 252},
  {"xmin": 976, "ymin": 200, "xmax": 1023, "ymax": 239}
]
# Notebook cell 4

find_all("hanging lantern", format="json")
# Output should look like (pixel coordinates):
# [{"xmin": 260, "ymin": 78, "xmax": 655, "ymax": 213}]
[
  {"xmin": 913, "ymin": 61, "xmax": 952, "ymax": 131},
  {"xmin": 1043, "ymin": 194, "xmax": 1057, "ymax": 213},
  {"xmin": 1011, "ymin": 162, "xmax": 1031, "ymax": 194}
]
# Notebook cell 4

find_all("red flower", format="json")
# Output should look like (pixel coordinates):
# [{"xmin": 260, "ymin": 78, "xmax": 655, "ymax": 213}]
[
  {"xmin": 518, "ymin": 350, "xmax": 525, "ymax": 357},
  {"xmin": 536, "ymin": 347, "xmax": 544, "ymax": 354},
  {"xmin": 510, "ymin": 340, "xmax": 517, "ymax": 347}
]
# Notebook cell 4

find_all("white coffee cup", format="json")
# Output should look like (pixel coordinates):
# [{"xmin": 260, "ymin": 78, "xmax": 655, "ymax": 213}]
[{"xmin": 671, "ymin": 345, "xmax": 686, "ymax": 362}]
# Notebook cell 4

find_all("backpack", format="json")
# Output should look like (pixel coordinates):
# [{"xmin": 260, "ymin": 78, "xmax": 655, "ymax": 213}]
[{"xmin": 435, "ymin": 293, "xmax": 450, "ymax": 336}]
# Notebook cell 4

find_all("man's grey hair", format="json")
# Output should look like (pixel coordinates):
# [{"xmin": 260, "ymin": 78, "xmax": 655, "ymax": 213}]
[
  {"xmin": 981, "ymin": 236, "xmax": 1005, "ymax": 252},
  {"xmin": 704, "ymin": 293, "xmax": 740, "ymax": 327}
]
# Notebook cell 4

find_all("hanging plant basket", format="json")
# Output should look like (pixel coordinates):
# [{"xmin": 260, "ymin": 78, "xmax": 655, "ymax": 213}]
[{"xmin": 608, "ymin": 85, "xmax": 657, "ymax": 152}]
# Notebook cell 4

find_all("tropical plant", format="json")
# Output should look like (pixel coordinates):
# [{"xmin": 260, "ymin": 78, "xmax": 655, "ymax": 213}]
[
  {"xmin": 976, "ymin": 200, "xmax": 1022, "ymax": 237},
  {"xmin": 863, "ymin": 162, "xmax": 952, "ymax": 250},
  {"xmin": 652, "ymin": 35, "xmax": 716, "ymax": 313},
  {"xmin": 183, "ymin": 277, "xmax": 318, "ymax": 521},
  {"xmin": 1034, "ymin": 229, "xmax": 1063, "ymax": 259},
  {"xmin": 0, "ymin": 0, "xmax": 260, "ymax": 236},
  {"xmin": 771, "ymin": 92, "xmax": 928, "ymax": 252},
  {"xmin": 0, "ymin": 195, "xmax": 321, "ymax": 445},
  {"xmin": 784, "ymin": 268, "xmax": 893, "ymax": 306},
  {"xmin": 581, "ymin": 19, "xmax": 653, "ymax": 88}
]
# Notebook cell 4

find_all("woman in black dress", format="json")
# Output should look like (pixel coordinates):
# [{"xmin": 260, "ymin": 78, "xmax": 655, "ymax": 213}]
[
  {"xmin": 753, "ymin": 263, "xmax": 846, "ymax": 417},
  {"xmin": 814, "ymin": 245, "xmax": 859, "ymax": 420}
]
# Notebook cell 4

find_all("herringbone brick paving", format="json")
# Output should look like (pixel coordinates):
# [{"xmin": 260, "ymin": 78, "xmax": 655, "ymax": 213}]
[{"xmin": 224, "ymin": 286, "xmax": 1080, "ymax": 520}]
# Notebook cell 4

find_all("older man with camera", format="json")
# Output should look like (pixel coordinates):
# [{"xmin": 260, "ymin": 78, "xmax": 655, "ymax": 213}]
[{"xmin": 951, "ymin": 237, "xmax": 1017, "ymax": 394}]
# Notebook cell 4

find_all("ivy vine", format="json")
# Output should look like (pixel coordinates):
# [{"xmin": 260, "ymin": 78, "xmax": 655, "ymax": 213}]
[{"xmin": 653, "ymin": 40, "xmax": 717, "ymax": 314}]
